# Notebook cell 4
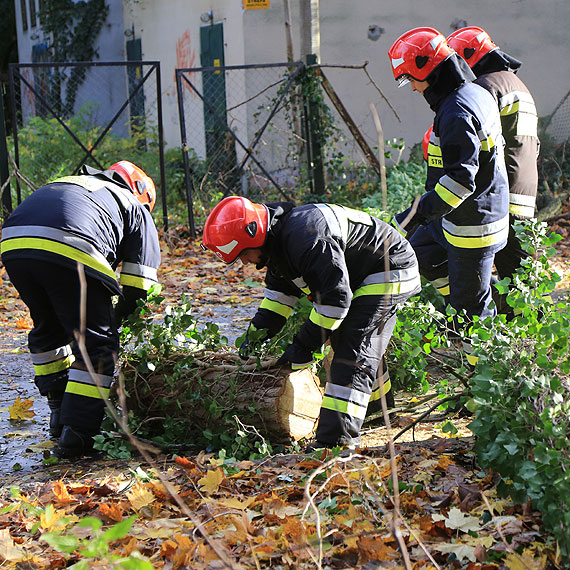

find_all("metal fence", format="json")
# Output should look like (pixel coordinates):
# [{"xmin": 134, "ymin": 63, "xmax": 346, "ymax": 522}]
[
  {"xmin": 176, "ymin": 61, "xmax": 315, "ymax": 234},
  {"xmin": 7, "ymin": 61, "xmax": 167, "ymax": 227},
  {"xmin": 543, "ymin": 88, "xmax": 570, "ymax": 145}
]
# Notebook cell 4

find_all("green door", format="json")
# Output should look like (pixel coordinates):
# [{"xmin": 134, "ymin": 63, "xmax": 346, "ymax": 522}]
[
  {"xmin": 126, "ymin": 38, "xmax": 146, "ymax": 147},
  {"xmin": 200, "ymin": 23, "xmax": 236, "ymax": 176}
]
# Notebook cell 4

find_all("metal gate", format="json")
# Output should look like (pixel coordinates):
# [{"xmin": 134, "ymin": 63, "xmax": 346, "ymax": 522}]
[
  {"xmin": 7, "ymin": 61, "xmax": 168, "ymax": 228},
  {"xmin": 176, "ymin": 61, "xmax": 307, "ymax": 236}
]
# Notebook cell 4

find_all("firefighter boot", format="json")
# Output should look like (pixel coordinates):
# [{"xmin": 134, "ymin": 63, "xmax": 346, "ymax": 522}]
[
  {"xmin": 46, "ymin": 394, "xmax": 63, "ymax": 438},
  {"xmin": 54, "ymin": 426, "xmax": 97, "ymax": 459}
]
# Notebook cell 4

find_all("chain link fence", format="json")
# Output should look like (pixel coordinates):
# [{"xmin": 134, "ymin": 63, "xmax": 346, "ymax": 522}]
[
  {"xmin": 176, "ymin": 62, "xmax": 308, "ymax": 232},
  {"xmin": 6, "ymin": 61, "xmax": 167, "ymax": 226},
  {"xmin": 543, "ymin": 89, "xmax": 570, "ymax": 145},
  {"xmin": 176, "ymin": 61, "xmax": 397, "ymax": 234}
]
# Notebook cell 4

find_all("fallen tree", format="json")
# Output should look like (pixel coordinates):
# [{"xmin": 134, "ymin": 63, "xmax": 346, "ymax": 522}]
[{"xmin": 118, "ymin": 349, "xmax": 324, "ymax": 444}]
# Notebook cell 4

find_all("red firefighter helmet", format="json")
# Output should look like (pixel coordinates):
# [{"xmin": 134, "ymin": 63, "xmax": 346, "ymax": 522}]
[
  {"xmin": 423, "ymin": 125, "xmax": 433, "ymax": 161},
  {"xmin": 202, "ymin": 196, "xmax": 268, "ymax": 263},
  {"xmin": 109, "ymin": 160, "xmax": 156, "ymax": 212},
  {"xmin": 447, "ymin": 26, "xmax": 498, "ymax": 68},
  {"xmin": 388, "ymin": 27, "xmax": 454, "ymax": 87}
]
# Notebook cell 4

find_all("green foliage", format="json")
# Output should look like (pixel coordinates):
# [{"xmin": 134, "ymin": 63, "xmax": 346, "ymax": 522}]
[
  {"xmin": 8, "ymin": 108, "xmax": 198, "ymax": 213},
  {"xmin": 38, "ymin": 0, "xmax": 109, "ymax": 115},
  {"xmin": 41, "ymin": 513, "xmax": 153, "ymax": 569},
  {"xmin": 464, "ymin": 220, "xmax": 570, "ymax": 558},
  {"xmin": 361, "ymin": 159, "xmax": 426, "ymax": 218}
]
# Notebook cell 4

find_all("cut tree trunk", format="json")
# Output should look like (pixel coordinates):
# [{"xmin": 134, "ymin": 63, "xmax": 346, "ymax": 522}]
[{"xmin": 118, "ymin": 350, "xmax": 324, "ymax": 443}]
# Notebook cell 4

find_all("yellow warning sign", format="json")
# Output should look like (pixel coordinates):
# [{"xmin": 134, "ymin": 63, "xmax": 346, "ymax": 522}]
[{"xmin": 243, "ymin": 0, "xmax": 270, "ymax": 10}]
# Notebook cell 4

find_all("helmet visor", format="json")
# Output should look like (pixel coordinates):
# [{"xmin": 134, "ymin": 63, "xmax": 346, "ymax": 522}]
[{"xmin": 396, "ymin": 74, "xmax": 411, "ymax": 88}]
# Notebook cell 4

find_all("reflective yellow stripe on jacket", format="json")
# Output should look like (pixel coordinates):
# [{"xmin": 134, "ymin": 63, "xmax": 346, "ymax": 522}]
[
  {"xmin": 1, "ymin": 225, "xmax": 117, "ymax": 281},
  {"xmin": 442, "ymin": 215, "xmax": 509, "ymax": 249}
]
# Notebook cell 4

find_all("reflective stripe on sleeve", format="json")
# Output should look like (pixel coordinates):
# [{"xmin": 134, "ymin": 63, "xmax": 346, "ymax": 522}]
[
  {"xmin": 292, "ymin": 277, "xmax": 311, "ymax": 295},
  {"xmin": 260, "ymin": 298, "xmax": 294, "ymax": 319},
  {"xmin": 442, "ymin": 216, "xmax": 509, "ymax": 249},
  {"xmin": 119, "ymin": 262, "xmax": 158, "ymax": 290},
  {"xmin": 477, "ymin": 129, "xmax": 495, "ymax": 151},
  {"xmin": 431, "ymin": 276, "xmax": 450, "ymax": 296},
  {"xmin": 499, "ymin": 91, "xmax": 538, "ymax": 137},
  {"xmin": 434, "ymin": 175, "xmax": 472, "ymax": 208}
]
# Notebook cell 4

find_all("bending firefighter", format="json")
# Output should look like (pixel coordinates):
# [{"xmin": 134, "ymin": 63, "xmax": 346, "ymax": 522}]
[
  {"xmin": 202, "ymin": 197, "xmax": 420, "ymax": 450},
  {"xmin": 0, "ymin": 161, "xmax": 161, "ymax": 458}
]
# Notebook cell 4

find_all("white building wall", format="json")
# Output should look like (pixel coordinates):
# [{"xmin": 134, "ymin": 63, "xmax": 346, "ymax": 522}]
[
  {"xmin": 126, "ymin": 0, "xmax": 569, "ymax": 158},
  {"xmin": 13, "ymin": 0, "xmax": 126, "ymax": 134},
  {"xmin": 122, "ymin": 0, "xmax": 247, "ymax": 155}
]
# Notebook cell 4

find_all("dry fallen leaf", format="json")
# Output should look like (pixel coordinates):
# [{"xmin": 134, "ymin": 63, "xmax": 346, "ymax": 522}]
[
  {"xmin": 0, "ymin": 528, "xmax": 27, "ymax": 562},
  {"xmin": 8, "ymin": 397, "xmax": 35, "ymax": 421},
  {"xmin": 198, "ymin": 468, "xmax": 224, "ymax": 494},
  {"xmin": 126, "ymin": 481, "xmax": 156, "ymax": 511},
  {"xmin": 432, "ymin": 507, "xmax": 482, "ymax": 533}
]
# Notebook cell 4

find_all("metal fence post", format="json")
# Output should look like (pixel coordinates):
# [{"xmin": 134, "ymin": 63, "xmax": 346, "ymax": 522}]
[
  {"xmin": 303, "ymin": 54, "xmax": 325, "ymax": 197},
  {"xmin": 0, "ymin": 85, "xmax": 11, "ymax": 219}
]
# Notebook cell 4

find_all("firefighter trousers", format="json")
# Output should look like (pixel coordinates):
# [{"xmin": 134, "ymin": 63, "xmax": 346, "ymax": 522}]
[
  {"xmin": 494, "ymin": 216, "xmax": 528, "ymax": 282},
  {"xmin": 315, "ymin": 297, "xmax": 399, "ymax": 447},
  {"xmin": 3, "ymin": 258, "xmax": 118, "ymax": 433},
  {"xmin": 409, "ymin": 221, "xmax": 498, "ymax": 320}
]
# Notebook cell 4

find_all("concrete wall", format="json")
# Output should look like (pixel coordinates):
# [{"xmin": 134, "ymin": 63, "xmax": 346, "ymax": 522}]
[
  {"xmin": 126, "ymin": 0, "xmax": 569, "ymax": 158},
  {"xmin": 13, "ymin": 0, "xmax": 127, "ymax": 133},
  {"xmin": 122, "ymin": 0, "xmax": 247, "ymax": 151}
]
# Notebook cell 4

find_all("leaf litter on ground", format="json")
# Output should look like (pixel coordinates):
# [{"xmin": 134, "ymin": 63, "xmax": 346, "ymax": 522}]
[{"xmin": 0, "ymin": 226, "xmax": 568, "ymax": 568}]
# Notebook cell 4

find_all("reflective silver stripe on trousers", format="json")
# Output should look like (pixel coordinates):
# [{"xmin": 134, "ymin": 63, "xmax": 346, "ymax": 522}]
[
  {"xmin": 324, "ymin": 382, "xmax": 371, "ymax": 407},
  {"xmin": 68, "ymin": 369, "xmax": 114, "ymax": 388},
  {"xmin": 30, "ymin": 344, "xmax": 73, "ymax": 365},
  {"xmin": 442, "ymin": 215, "xmax": 509, "ymax": 238}
]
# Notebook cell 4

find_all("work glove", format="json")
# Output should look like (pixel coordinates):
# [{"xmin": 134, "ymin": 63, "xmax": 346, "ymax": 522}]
[
  {"xmin": 276, "ymin": 342, "xmax": 314, "ymax": 370},
  {"xmin": 393, "ymin": 206, "xmax": 426, "ymax": 241}
]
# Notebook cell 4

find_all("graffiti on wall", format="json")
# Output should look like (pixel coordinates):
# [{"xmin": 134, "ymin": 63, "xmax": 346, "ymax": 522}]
[{"xmin": 176, "ymin": 31, "xmax": 197, "ymax": 96}]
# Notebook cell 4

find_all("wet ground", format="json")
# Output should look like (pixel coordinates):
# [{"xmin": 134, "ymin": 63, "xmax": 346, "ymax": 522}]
[
  {"xmin": 0, "ymin": 303, "xmax": 252, "ymax": 480},
  {"xmin": 0, "ymin": 323, "xmax": 54, "ymax": 476}
]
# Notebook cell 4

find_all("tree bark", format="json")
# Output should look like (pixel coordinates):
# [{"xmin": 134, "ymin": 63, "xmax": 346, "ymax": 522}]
[{"xmin": 119, "ymin": 351, "xmax": 324, "ymax": 443}]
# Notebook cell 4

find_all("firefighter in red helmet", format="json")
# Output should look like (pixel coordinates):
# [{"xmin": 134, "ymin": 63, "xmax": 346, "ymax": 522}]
[
  {"xmin": 203, "ymin": 196, "xmax": 421, "ymax": 450},
  {"xmin": 1, "ymin": 161, "xmax": 161, "ymax": 458},
  {"xmin": 447, "ymin": 26, "xmax": 539, "ymax": 316},
  {"xmin": 388, "ymin": 27, "xmax": 509, "ymax": 365}
]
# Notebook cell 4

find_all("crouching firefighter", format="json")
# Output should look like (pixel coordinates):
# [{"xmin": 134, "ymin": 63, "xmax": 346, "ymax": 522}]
[
  {"xmin": 1, "ymin": 161, "xmax": 161, "ymax": 458},
  {"xmin": 202, "ymin": 197, "xmax": 421, "ymax": 450}
]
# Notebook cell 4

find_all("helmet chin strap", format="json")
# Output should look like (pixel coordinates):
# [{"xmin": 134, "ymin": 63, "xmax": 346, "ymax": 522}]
[{"xmin": 256, "ymin": 250, "xmax": 269, "ymax": 270}]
